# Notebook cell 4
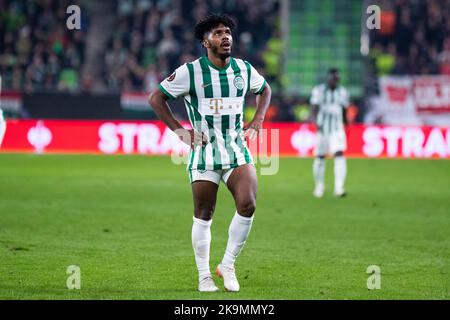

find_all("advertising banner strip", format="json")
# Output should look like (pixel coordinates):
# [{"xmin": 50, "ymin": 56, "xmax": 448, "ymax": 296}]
[{"xmin": 1, "ymin": 120, "xmax": 449, "ymax": 159}]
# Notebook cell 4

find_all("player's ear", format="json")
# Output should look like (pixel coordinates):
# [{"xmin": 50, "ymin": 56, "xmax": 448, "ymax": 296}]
[{"xmin": 202, "ymin": 38, "xmax": 210, "ymax": 48}]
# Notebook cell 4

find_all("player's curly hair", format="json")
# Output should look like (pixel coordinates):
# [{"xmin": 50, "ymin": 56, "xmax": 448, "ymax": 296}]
[{"xmin": 194, "ymin": 13, "xmax": 236, "ymax": 42}]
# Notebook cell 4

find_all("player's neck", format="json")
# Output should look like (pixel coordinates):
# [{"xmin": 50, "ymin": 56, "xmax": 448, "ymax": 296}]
[
  {"xmin": 327, "ymin": 83, "xmax": 337, "ymax": 90},
  {"xmin": 206, "ymin": 52, "xmax": 230, "ymax": 69}
]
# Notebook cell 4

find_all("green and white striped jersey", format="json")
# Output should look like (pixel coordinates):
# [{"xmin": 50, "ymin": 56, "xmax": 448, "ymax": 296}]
[
  {"xmin": 310, "ymin": 84, "xmax": 349, "ymax": 135},
  {"xmin": 158, "ymin": 55, "xmax": 266, "ymax": 171}
]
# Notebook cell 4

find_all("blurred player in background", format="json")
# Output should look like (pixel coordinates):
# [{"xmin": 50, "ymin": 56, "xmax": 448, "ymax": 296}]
[
  {"xmin": 149, "ymin": 14, "xmax": 271, "ymax": 292},
  {"xmin": 310, "ymin": 68, "xmax": 349, "ymax": 198}
]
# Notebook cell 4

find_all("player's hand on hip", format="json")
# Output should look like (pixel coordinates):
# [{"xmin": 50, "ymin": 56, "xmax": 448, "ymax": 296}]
[
  {"xmin": 176, "ymin": 128, "xmax": 208, "ymax": 149},
  {"xmin": 244, "ymin": 117, "xmax": 263, "ymax": 142}
]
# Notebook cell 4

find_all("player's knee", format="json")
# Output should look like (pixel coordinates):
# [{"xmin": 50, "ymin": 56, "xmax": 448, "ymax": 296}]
[
  {"xmin": 334, "ymin": 151, "xmax": 344, "ymax": 157},
  {"xmin": 317, "ymin": 155, "xmax": 326, "ymax": 160},
  {"xmin": 194, "ymin": 205, "xmax": 215, "ymax": 220},
  {"xmin": 237, "ymin": 199, "xmax": 256, "ymax": 217}
]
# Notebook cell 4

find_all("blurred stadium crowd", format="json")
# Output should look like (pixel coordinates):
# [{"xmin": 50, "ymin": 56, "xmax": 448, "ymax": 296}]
[
  {"xmin": 369, "ymin": 0, "xmax": 450, "ymax": 76},
  {"xmin": 107, "ymin": 0, "xmax": 279, "ymax": 92},
  {"xmin": 0, "ymin": 0, "xmax": 86, "ymax": 92},
  {"xmin": 1, "ymin": 0, "xmax": 449, "ymax": 92},
  {"xmin": 0, "ymin": 0, "xmax": 448, "ymax": 123},
  {"xmin": 0, "ymin": 0, "xmax": 279, "ymax": 93}
]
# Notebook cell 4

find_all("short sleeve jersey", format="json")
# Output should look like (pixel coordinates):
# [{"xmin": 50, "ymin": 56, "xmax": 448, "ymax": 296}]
[
  {"xmin": 157, "ymin": 55, "xmax": 266, "ymax": 171},
  {"xmin": 310, "ymin": 84, "xmax": 349, "ymax": 135}
]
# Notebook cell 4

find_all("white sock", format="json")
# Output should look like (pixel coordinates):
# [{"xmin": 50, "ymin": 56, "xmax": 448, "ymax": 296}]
[
  {"xmin": 334, "ymin": 156, "xmax": 347, "ymax": 192},
  {"xmin": 221, "ymin": 212, "xmax": 254, "ymax": 268},
  {"xmin": 192, "ymin": 217, "xmax": 212, "ymax": 280},
  {"xmin": 313, "ymin": 157, "xmax": 326, "ymax": 187}
]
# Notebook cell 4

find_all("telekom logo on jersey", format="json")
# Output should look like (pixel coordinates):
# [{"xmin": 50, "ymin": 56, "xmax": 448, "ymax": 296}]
[{"xmin": 201, "ymin": 97, "xmax": 243, "ymax": 115}]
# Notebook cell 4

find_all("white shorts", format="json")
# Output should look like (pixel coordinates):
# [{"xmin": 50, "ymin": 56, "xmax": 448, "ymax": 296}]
[
  {"xmin": 314, "ymin": 130, "xmax": 347, "ymax": 156},
  {"xmin": 189, "ymin": 168, "xmax": 235, "ymax": 185}
]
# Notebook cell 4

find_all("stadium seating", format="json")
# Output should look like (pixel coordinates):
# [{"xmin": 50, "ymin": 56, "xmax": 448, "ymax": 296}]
[{"xmin": 286, "ymin": 0, "xmax": 363, "ymax": 98}]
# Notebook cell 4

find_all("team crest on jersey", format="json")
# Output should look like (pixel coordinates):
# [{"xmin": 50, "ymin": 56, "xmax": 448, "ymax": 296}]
[
  {"xmin": 233, "ymin": 75, "xmax": 244, "ymax": 90},
  {"xmin": 167, "ymin": 72, "xmax": 176, "ymax": 82}
]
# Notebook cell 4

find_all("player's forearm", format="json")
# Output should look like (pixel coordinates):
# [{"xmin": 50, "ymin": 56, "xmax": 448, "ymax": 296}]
[
  {"xmin": 149, "ymin": 90, "xmax": 184, "ymax": 131},
  {"xmin": 253, "ymin": 83, "xmax": 272, "ymax": 121}
]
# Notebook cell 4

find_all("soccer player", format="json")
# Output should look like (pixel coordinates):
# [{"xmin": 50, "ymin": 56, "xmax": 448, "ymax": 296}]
[
  {"xmin": 149, "ymin": 14, "xmax": 271, "ymax": 292},
  {"xmin": 310, "ymin": 68, "xmax": 349, "ymax": 198}
]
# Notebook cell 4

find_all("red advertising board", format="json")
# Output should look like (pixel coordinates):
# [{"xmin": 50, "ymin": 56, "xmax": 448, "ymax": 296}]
[
  {"xmin": 413, "ymin": 76, "xmax": 450, "ymax": 113},
  {"xmin": 1, "ymin": 120, "xmax": 449, "ymax": 159},
  {"xmin": 380, "ymin": 75, "xmax": 450, "ymax": 114}
]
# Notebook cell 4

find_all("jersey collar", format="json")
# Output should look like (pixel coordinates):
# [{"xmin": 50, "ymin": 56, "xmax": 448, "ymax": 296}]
[
  {"xmin": 326, "ymin": 84, "xmax": 339, "ymax": 91},
  {"xmin": 202, "ymin": 55, "xmax": 232, "ymax": 71}
]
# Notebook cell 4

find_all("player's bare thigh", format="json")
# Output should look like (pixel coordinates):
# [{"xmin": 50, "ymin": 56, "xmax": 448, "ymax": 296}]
[
  {"xmin": 226, "ymin": 164, "xmax": 257, "ymax": 218},
  {"xmin": 191, "ymin": 180, "xmax": 219, "ymax": 221}
]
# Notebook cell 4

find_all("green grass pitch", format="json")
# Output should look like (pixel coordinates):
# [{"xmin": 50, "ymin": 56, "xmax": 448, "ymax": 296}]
[{"xmin": 0, "ymin": 154, "xmax": 448, "ymax": 299}]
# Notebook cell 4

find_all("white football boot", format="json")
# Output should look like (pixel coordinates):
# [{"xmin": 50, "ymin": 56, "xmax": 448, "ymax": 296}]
[
  {"xmin": 198, "ymin": 276, "xmax": 219, "ymax": 292},
  {"xmin": 216, "ymin": 264, "xmax": 240, "ymax": 292},
  {"xmin": 313, "ymin": 183, "xmax": 325, "ymax": 198},
  {"xmin": 334, "ymin": 187, "xmax": 347, "ymax": 198}
]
